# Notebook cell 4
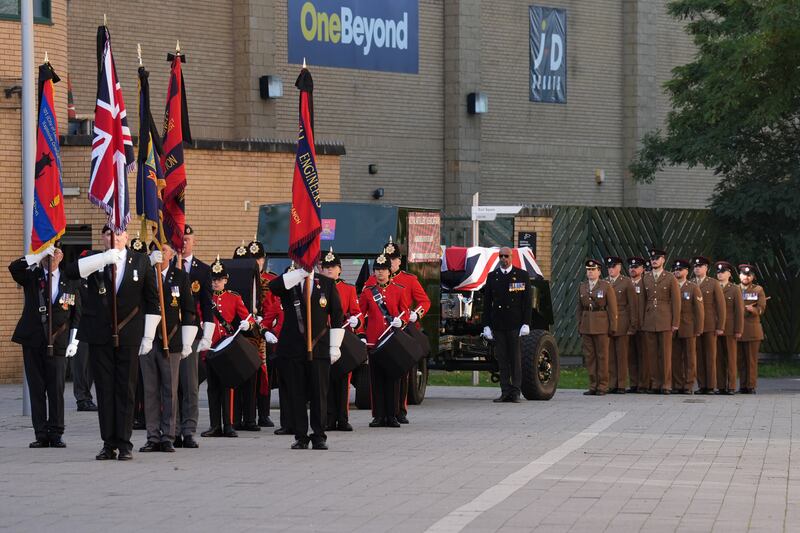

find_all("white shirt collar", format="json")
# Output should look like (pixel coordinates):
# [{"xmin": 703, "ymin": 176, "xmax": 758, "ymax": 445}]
[
  {"xmin": 500, "ymin": 266, "xmax": 512, "ymax": 275},
  {"xmin": 47, "ymin": 268, "xmax": 60, "ymax": 303}
]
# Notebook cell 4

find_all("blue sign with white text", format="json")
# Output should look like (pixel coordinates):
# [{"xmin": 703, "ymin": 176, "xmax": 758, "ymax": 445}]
[{"xmin": 288, "ymin": 0, "xmax": 419, "ymax": 74}]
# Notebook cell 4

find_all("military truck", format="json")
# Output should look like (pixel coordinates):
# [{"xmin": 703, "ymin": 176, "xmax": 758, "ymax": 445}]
[{"xmin": 257, "ymin": 202, "xmax": 559, "ymax": 407}]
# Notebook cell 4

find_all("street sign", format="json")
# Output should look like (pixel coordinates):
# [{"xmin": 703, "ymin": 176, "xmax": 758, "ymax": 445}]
[{"xmin": 471, "ymin": 205, "xmax": 523, "ymax": 221}]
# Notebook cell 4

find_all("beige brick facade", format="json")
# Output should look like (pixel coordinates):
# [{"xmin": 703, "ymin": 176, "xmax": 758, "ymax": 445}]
[{"xmin": 514, "ymin": 213, "xmax": 553, "ymax": 280}]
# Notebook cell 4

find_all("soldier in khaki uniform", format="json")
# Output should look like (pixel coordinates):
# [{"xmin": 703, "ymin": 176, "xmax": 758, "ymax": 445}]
[
  {"xmin": 671, "ymin": 259, "xmax": 703, "ymax": 394},
  {"xmin": 642, "ymin": 248, "xmax": 680, "ymax": 394},
  {"xmin": 715, "ymin": 261, "xmax": 744, "ymax": 395},
  {"xmin": 626, "ymin": 257, "xmax": 647, "ymax": 393},
  {"xmin": 692, "ymin": 256, "xmax": 726, "ymax": 394},
  {"xmin": 737, "ymin": 264, "xmax": 766, "ymax": 394},
  {"xmin": 605, "ymin": 256, "xmax": 636, "ymax": 393},
  {"xmin": 577, "ymin": 259, "xmax": 618, "ymax": 396}
]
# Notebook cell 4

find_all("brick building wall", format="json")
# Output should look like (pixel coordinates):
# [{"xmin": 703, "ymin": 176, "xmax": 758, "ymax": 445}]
[{"xmin": 514, "ymin": 212, "xmax": 553, "ymax": 280}]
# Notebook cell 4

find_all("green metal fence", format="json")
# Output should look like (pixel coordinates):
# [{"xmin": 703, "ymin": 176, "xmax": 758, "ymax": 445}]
[{"xmin": 551, "ymin": 206, "xmax": 799, "ymax": 356}]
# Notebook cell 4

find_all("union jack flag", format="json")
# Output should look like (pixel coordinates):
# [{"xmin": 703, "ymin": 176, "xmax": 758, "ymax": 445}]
[{"xmin": 88, "ymin": 26, "xmax": 134, "ymax": 233}]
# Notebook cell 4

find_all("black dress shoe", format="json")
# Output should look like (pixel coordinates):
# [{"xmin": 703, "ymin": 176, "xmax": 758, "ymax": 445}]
[
  {"xmin": 325, "ymin": 422, "xmax": 337, "ymax": 431},
  {"xmin": 274, "ymin": 427, "xmax": 293, "ymax": 435},
  {"xmin": 493, "ymin": 395, "xmax": 509, "ymax": 403},
  {"xmin": 223, "ymin": 426, "xmax": 238, "ymax": 438},
  {"xmin": 77, "ymin": 400, "xmax": 98, "ymax": 412},
  {"xmin": 661, "ymin": 389, "xmax": 671, "ymax": 395},
  {"xmin": 509, "ymin": 395, "xmax": 522, "ymax": 403},
  {"xmin": 369, "ymin": 417, "xmax": 386, "ymax": 427},
  {"xmin": 336, "ymin": 421, "xmax": 353, "ymax": 432},
  {"xmin": 239, "ymin": 423, "xmax": 261, "ymax": 432},
  {"xmin": 118, "ymin": 450, "xmax": 133, "ymax": 461},
  {"xmin": 312, "ymin": 440, "xmax": 328, "ymax": 450},
  {"xmin": 291, "ymin": 440, "xmax": 309, "ymax": 449},
  {"xmin": 201, "ymin": 427, "xmax": 223, "ymax": 437},
  {"xmin": 626, "ymin": 387, "xmax": 638, "ymax": 393},
  {"xmin": 719, "ymin": 389, "xmax": 734, "ymax": 395},
  {"xmin": 49, "ymin": 437, "xmax": 66, "ymax": 448},
  {"xmin": 160, "ymin": 442, "xmax": 176, "ymax": 453},
  {"xmin": 29, "ymin": 439, "xmax": 49, "ymax": 448},
  {"xmin": 386, "ymin": 417, "xmax": 401, "ymax": 428},
  {"xmin": 173, "ymin": 436, "xmax": 183, "ymax": 448},
  {"xmin": 738, "ymin": 388, "xmax": 751, "ymax": 394},
  {"xmin": 132, "ymin": 420, "xmax": 146, "ymax": 430},
  {"xmin": 596, "ymin": 390, "xmax": 607, "ymax": 396},
  {"xmin": 182, "ymin": 435, "xmax": 199, "ymax": 448},
  {"xmin": 139, "ymin": 441, "xmax": 161, "ymax": 453},
  {"xmin": 258, "ymin": 417, "xmax": 275, "ymax": 428},
  {"xmin": 96, "ymin": 447, "xmax": 116, "ymax": 460},
  {"xmin": 396, "ymin": 414, "xmax": 410, "ymax": 424},
  {"xmin": 583, "ymin": 390, "xmax": 596, "ymax": 396}
]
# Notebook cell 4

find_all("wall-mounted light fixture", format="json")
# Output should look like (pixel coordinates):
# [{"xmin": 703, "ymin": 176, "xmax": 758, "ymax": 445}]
[
  {"xmin": 595, "ymin": 169, "xmax": 605, "ymax": 185},
  {"xmin": 372, "ymin": 188, "xmax": 384, "ymax": 200},
  {"xmin": 259, "ymin": 75, "xmax": 283, "ymax": 100},
  {"xmin": 368, "ymin": 164, "xmax": 378, "ymax": 174},
  {"xmin": 467, "ymin": 92, "xmax": 488, "ymax": 114}
]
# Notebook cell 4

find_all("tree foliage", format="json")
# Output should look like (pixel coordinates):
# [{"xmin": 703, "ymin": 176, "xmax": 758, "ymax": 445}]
[{"xmin": 631, "ymin": 0, "xmax": 800, "ymax": 270}]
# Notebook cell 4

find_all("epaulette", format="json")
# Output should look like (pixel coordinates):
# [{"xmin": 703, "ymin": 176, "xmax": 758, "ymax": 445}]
[
  {"xmin": 227, "ymin": 290, "xmax": 241, "ymax": 297},
  {"xmin": 392, "ymin": 281, "xmax": 406, "ymax": 289}
]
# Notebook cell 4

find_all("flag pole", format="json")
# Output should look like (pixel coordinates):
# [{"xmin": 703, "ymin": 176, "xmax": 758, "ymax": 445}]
[
  {"xmin": 306, "ymin": 274, "xmax": 313, "ymax": 360},
  {"xmin": 111, "ymin": 230, "xmax": 119, "ymax": 347},
  {"xmin": 21, "ymin": 0, "xmax": 35, "ymax": 416},
  {"xmin": 47, "ymin": 256, "xmax": 54, "ymax": 356}
]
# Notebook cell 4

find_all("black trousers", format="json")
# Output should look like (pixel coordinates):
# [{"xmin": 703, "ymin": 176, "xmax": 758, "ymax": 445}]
[
  {"xmin": 89, "ymin": 343, "xmax": 139, "ymax": 453},
  {"xmin": 23, "ymin": 345, "xmax": 67, "ymax": 440},
  {"xmin": 369, "ymin": 352, "xmax": 399, "ymax": 420},
  {"xmin": 494, "ymin": 329, "xmax": 522, "ymax": 398},
  {"xmin": 276, "ymin": 358, "xmax": 294, "ymax": 431},
  {"xmin": 256, "ymin": 363, "xmax": 271, "ymax": 423},
  {"xmin": 206, "ymin": 366, "xmax": 233, "ymax": 430},
  {"xmin": 234, "ymin": 373, "xmax": 257, "ymax": 426},
  {"xmin": 71, "ymin": 341, "xmax": 94, "ymax": 403},
  {"xmin": 327, "ymin": 371, "xmax": 351, "ymax": 424},
  {"xmin": 133, "ymin": 363, "xmax": 145, "ymax": 424},
  {"xmin": 397, "ymin": 372, "xmax": 409, "ymax": 416},
  {"xmin": 286, "ymin": 357, "xmax": 329, "ymax": 444}
]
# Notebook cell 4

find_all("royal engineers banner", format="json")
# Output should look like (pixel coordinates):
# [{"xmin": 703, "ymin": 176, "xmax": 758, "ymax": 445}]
[
  {"xmin": 288, "ymin": 0, "xmax": 419, "ymax": 74},
  {"xmin": 529, "ymin": 6, "xmax": 567, "ymax": 103}
]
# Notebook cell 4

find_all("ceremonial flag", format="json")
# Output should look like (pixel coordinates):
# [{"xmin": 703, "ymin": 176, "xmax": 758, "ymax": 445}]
[
  {"xmin": 161, "ymin": 50, "xmax": 191, "ymax": 251},
  {"xmin": 287, "ymin": 67, "xmax": 322, "ymax": 271},
  {"xmin": 28, "ymin": 61, "xmax": 66, "ymax": 262},
  {"xmin": 135, "ymin": 66, "xmax": 166, "ymax": 249},
  {"xmin": 88, "ymin": 26, "xmax": 134, "ymax": 232}
]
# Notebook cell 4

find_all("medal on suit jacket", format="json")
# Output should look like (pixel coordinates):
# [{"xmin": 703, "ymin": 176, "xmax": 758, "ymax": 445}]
[
  {"xmin": 319, "ymin": 293, "xmax": 328, "ymax": 308},
  {"xmin": 171, "ymin": 285, "xmax": 180, "ymax": 307},
  {"xmin": 133, "ymin": 269, "xmax": 139, "ymax": 282},
  {"xmin": 191, "ymin": 280, "xmax": 200, "ymax": 293}
]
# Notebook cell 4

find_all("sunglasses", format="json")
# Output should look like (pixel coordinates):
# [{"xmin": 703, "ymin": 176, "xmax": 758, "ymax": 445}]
[{"xmin": 498, "ymin": 254, "xmax": 510, "ymax": 258}]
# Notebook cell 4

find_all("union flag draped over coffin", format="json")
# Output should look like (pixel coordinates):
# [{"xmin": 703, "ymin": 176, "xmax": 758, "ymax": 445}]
[
  {"xmin": 161, "ymin": 51, "xmax": 191, "ymax": 251},
  {"xmin": 88, "ymin": 26, "xmax": 134, "ymax": 232},
  {"xmin": 287, "ymin": 67, "xmax": 321, "ymax": 271},
  {"xmin": 29, "ymin": 61, "xmax": 66, "ymax": 260}
]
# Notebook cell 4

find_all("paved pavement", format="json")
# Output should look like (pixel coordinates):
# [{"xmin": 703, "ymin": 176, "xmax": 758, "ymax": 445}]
[{"xmin": 1, "ymin": 379, "xmax": 799, "ymax": 532}]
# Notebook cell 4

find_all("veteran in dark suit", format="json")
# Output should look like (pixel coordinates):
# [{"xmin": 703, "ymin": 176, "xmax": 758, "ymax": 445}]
[
  {"xmin": 64, "ymin": 226, "xmax": 160, "ymax": 460},
  {"xmin": 482, "ymin": 247, "xmax": 532, "ymax": 403},
  {"xmin": 10, "ymin": 243, "xmax": 80, "ymax": 448}
]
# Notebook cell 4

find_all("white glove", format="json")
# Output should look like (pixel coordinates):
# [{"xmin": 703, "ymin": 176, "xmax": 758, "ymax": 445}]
[
  {"xmin": 197, "ymin": 322, "xmax": 215, "ymax": 352},
  {"xmin": 390, "ymin": 317, "xmax": 402, "ymax": 328},
  {"xmin": 361, "ymin": 337, "xmax": 367, "ymax": 344},
  {"xmin": 149, "ymin": 250, "xmax": 163, "ymax": 266},
  {"xmin": 238, "ymin": 320, "xmax": 251, "ymax": 332},
  {"xmin": 329, "ymin": 328, "xmax": 345, "ymax": 364},
  {"xmin": 283, "ymin": 268, "xmax": 311, "ymax": 289},
  {"xmin": 64, "ymin": 329, "xmax": 79, "ymax": 357},
  {"xmin": 255, "ymin": 315, "xmax": 263, "ymax": 325},
  {"xmin": 138, "ymin": 314, "xmax": 161, "ymax": 355},
  {"xmin": 409, "ymin": 311, "xmax": 419, "ymax": 323},
  {"xmin": 264, "ymin": 331, "xmax": 278, "ymax": 344},
  {"xmin": 482, "ymin": 326, "xmax": 493, "ymax": 340},
  {"xmin": 77, "ymin": 248, "xmax": 121, "ymax": 278},
  {"xmin": 181, "ymin": 325, "xmax": 198, "ymax": 359},
  {"xmin": 519, "ymin": 325, "xmax": 530, "ymax": 337},
  {"xmin": 347, "ymin": 316, "xmax": 359, "ymax": 329}
]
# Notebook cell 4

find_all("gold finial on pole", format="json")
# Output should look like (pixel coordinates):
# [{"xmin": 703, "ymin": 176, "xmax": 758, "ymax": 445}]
[
  {"xmin": 44, "ymin": 51, "xmax": 49, "ymax": 64},
  {"xmin": 103, "ymin": 13, "xmax": 107, "ymax": 26},
  {"xmin": 137, "ymin": 43, "xmax": 143, "ymax": 66},
  {"xmin": 302, "ymin": 57, "xmax": 307, "ymax": 69},
  {"xmin": 176, "ymin": 40, "xmax": 181, "ymax": 54}
]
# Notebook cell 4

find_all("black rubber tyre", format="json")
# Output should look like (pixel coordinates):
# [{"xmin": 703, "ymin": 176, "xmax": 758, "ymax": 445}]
[
  {"xmin": 520, "ymin": 330, "xmax": 559, "ymax": 400},
  {"xmin": 406, "ymin": 358, "xmax": 428, "ymax": 405},
  {"xmin": 353, "ymin": 364, "xmax": 372, "ymax": 410}
]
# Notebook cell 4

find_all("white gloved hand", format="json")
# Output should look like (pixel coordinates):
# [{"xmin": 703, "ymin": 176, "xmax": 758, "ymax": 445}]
[
  {"xmin": 64, "ymin": 329, "xmax": 79, "ymax": 357},
  {"xmin": 180, "ymin": 325, "xmax": 198, "ymax": 359},
  {"xmin": 197, "ymin": 322, "xmax": 215, "ymax": 352},
  {"xmin": 329, "ymin": 328, "xmax": 345, "ymax": 364},
  {"xmin": 238, "ymin": 320, "xmax": 251, "ymax": 332},
  {"xmin": 360, "ymin": 337, "xmax": 367, "ymax": 344},
  {"xmin": 102, "ymin": 248, "xmax": 122, "ymax": 265},
  {"xmin": 78, "ymin": 249, "xmax": 121, "ymax": 278},
  {"xmin": 255, "ymin": 315, "xmax": 263, "ymax": 325},
  {"xmin": 482, "ymin": 326, "xmax": 493, "ymax": 340},
  {"xmin": 264, "ymin": 331, "xmax": 278, "ymax": 344},
  {"xmin": 519, "ymin": 324, "xmax": 530, "ymax": 337},
  {"xmin": 347, "ymin": 316, "xmax": 359, "ymax": 329},
  {"xmin": 283, "ymin": 268, "xmax": 311, "ymax": 289},
  {"xmin": 390, "ymin": 317, "xmax": 403, "ymax": 328},
  {"xmin": 409, "ymin": 311, "xmax": 419, "ymax": 323},
  {"xmin": 138, "ymin": 314, "xmax": 161, "ymax": 355},
  {"xmin": 149, "ymin": 250, "xmax": 163, "ymax": 266}
]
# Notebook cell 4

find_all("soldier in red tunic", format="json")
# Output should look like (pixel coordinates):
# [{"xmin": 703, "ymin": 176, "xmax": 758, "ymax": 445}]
[
  {"xmin": 320, "ymin": 248, "xmax": 362, "ymax": 432},
  {"xmin": 200, "ymin": 257, "xmax": 254, "ymax": 438},
  {"xmin": 360, "ymin": 251, "xmax": 410, "ymax": 428}
]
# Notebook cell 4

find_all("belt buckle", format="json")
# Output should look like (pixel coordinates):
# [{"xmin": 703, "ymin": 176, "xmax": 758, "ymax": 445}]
[
  {"xmin": 293, "ymin": 301, "xmax": 301, "ymax": 308},
  {"xmin": 38, "ymin": 306, "xmax": 46, "ymax": 313},
  {"xmin": 98, "ymin": 287, "xmax": 107, "ymax": 295}
]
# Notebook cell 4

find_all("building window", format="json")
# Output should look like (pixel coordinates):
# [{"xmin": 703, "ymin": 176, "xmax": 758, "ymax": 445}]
[{"xmin": 0, "ymin": 0, "xmax": 52, "ymax": 23}]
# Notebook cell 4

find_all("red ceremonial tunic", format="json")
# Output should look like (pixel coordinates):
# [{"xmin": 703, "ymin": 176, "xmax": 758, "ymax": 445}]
[
  {"xmin": 336, "ymin": 279, "xmax": 363, "ymax": 333},
  {"xmin": 211, "ymin": 290, "xmax": 253, "ymax": 344},
  {"xmin": 359, "ymin": 281, "xmax": 409, "ymax": 347}
]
